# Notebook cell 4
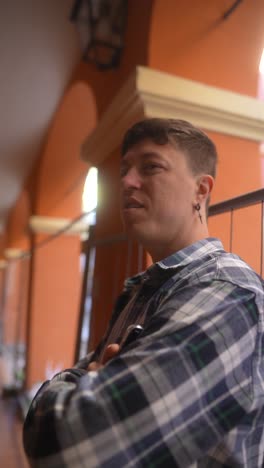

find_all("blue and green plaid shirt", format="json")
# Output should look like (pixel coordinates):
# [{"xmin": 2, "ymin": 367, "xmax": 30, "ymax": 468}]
[{"xmin": 23, "ymin": 238, "xmax": 264, "ymax": 467}]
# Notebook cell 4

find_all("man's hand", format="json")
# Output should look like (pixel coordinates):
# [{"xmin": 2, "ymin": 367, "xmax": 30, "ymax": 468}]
[{"xmin": 88, "ymin": 343, "xmax": 120, "ymax": 371}]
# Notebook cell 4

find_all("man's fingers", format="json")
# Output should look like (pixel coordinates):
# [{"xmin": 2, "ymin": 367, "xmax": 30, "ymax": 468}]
[
  {"xmin": 87, "ymin": 344, "xmax": 120, "ymax": 371},
  {"xmin": 88, "ymin": 361, "xmax": 103, "ymax": 371},
  {"xmin": 102, "ymin": 343, "xmax": 120, "ymax": 365}
]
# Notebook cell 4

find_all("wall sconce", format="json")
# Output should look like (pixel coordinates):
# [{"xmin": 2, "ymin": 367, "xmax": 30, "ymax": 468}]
[{"xmin": 70, "ymin": 0, "xmax": 127, "ymax": 70}]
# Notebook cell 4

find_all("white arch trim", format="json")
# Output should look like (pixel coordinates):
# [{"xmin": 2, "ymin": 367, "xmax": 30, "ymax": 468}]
[
  {"xmin": 4, "ymin": 248, "xmax": 24, "ymax": 260},
  {"xmin": 29, "ymin": 216, "xmax": 89, "ymax": 236}
]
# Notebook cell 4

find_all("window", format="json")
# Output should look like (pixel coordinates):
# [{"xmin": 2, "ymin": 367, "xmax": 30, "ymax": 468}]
[
  {"xmin": 76, "ymin": 166, "xmax": 98, "ymax": 360},
  {"xmin": 82, "ymin": 166, "xmax": 98, "ymax": 225}
]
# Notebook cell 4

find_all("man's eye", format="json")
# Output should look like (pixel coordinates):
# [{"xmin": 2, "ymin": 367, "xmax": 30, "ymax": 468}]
[{"xmin": 143, "ymin": 164, "xmax": 162, "ymax": 172}]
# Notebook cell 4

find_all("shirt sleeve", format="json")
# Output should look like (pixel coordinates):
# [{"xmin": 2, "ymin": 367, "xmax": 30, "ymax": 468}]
[{"xmin": 23, "ymin": 281, "xmax": 259, "ymax": 467}]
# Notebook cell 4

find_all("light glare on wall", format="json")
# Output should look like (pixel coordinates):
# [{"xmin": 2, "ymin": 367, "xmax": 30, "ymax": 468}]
[
  {"xmin": 259, "ymin": 49, "xmax": 264, "ymax": 74},
  {"xmin": 82, "ymin": 167, "xmax": 98, "ymax": 213}
]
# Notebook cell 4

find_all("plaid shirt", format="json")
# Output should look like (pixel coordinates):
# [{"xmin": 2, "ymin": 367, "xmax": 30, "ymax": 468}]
[{"xmin": 23, "ymin": 238, "xmax": 264, "ymax": 467}]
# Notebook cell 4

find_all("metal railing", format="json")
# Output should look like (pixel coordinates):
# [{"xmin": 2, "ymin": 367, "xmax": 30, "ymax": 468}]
[{"xmin": 209, "ymin": 188, "xmax": 264, "ymax": 276}]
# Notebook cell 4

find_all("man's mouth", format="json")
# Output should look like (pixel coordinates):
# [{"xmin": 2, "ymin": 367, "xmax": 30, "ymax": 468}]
[{"xmin": 123, "ymin": 198, "xmax": 144, "ymax": 209}]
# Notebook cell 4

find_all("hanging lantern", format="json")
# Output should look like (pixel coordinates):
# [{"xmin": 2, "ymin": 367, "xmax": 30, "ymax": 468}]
[{"xmin": 70, "ymin": 0, "xmax": 127, "ymax": 70}]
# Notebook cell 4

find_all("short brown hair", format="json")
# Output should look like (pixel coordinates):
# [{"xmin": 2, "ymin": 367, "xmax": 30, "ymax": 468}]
[{"xmin": 121, "ymin": 118, "xmax": 218, "ymax": 178}]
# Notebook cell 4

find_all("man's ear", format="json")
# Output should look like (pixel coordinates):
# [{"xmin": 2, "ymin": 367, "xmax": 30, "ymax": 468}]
[{"xmin": 196, "ymin": 175, "xmax": 214, "ymax": 203}]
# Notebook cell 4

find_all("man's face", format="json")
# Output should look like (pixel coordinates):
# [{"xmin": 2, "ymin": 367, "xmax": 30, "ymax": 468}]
[{"xmin": 120, "ymin": 139, "xmax": 199, "ymax": 258}]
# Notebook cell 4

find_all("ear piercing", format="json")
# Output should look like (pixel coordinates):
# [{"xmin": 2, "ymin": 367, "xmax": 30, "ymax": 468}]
[{"xmin": 194, "ymin": 203, "xmax": 203, "ymax": 224}]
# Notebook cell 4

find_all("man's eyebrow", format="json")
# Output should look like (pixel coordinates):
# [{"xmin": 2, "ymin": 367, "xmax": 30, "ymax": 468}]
[{"xmin": 140, "ymin": 152, "xmax": 162, "ymax": 159}]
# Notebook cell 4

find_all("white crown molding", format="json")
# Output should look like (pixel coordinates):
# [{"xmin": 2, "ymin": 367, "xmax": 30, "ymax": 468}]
[
  {"xmin": 4, "ymin": 248, "xmax": 24, "ymax": 260},
  {"xmin": 81, "ymin": 66, "xmax": 264, "ymax": 165},
  {"xmin": 29, "ymin": 216, "xmax": 89, "ymax": 236}
]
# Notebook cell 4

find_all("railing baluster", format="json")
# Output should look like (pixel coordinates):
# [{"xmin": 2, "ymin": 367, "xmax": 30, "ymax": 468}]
[
  {"xmin": 229, "ymin": 208, "xmax": 234, "ymax": 253},
  {"xmin": 261, "ymin": 201, "xmax": 263, "ymax": 277},
  {"xmin": 210, "ymin": 190, "xmax": 264, "ymax": 270}
]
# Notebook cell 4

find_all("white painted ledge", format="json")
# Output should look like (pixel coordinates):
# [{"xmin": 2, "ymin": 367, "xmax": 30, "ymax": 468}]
[
  {"xmin": 4, "ymin": 248, "xmax": 24, "ymax": 260},
  {"xmin": 2, "ymin": 217, "xmax": 89, "ymax": 262},
  {"xmin": 82, "ymin": 66, "xmax": 264, "ymax": 165},
  {"xmin": 29, "ymin": 216, "xmax": 89, "ymax": 236}
]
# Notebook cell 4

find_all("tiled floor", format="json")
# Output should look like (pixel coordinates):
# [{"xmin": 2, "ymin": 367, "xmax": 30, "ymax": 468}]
[{"xmin": 0, "ymin": 397, "xmax": 29, "ymax": 468}]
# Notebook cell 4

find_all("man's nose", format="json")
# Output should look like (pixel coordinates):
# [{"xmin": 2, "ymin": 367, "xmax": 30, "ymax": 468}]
[{"xmin": 121, "ymin": 168, "xmax": 141, "ymax": 190}]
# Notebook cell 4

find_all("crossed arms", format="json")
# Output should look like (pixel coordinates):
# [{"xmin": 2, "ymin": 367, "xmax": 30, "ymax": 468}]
[{"xmin": 23, "ymin": 281, "xmax": 258, "ymax": 467}]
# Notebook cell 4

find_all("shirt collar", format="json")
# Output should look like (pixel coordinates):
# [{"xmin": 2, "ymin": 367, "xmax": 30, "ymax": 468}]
[
  {"xmin": 148, "ymin": 237, "xmax": 224, "ymax": 272},
  {"xmin": 124, "ymin": 238, "xmax": 224, "ymax": 288}
]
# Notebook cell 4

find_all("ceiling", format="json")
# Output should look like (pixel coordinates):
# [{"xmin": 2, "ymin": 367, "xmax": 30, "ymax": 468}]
[{"xmin": 0, "ymin": 0, "xmax": 81, "ymax": 233}]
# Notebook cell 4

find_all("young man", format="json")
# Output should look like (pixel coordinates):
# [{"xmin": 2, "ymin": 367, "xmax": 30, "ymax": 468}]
[{"xmin": 24, "ymin": 119, "xmax": 264, "ymax": 467}]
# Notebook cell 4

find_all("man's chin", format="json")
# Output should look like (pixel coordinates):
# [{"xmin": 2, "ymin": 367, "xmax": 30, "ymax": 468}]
[
  {"xmin": 123, "ymin": 223, "xmax": 151, "ymax": 245},
  {"xmin": 123, "ymin": 224, "xmax": 139, "ymax": 238},
  {"xmin": 123, "ymin": 221, "xmax": 143, "ymax": 238}
]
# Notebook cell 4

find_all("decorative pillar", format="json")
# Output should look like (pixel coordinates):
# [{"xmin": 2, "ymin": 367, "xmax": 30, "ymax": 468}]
[{"xmin": 25, "ymin": 216, "xmax": 89, "ymax": 389}]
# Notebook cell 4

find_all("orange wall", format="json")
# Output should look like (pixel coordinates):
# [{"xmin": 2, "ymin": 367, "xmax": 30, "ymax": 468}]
[
  {"xmin": 17, "ymin": 258, "xmax": 30, "ymax": 347},
  {"xmin": 5, "ymin": 190, "xmax": 31, "ymax": 251},
  {"xmin": 0, "ymin": 233, "xmax": 7, "ymax": 257},
  {"xmin": 27, "ymin": 235, "xmax": 81, "ymax": 386},
  {"xmin": 1, "ymin": 189, "xmax": 31, "ymax": 364},
  {"xmin": 0, "ymin": 268, "xmax": 6, "ymax": 312},
  {"xmin": 209, "ymin": 135, "xmax": 261, "ymax": 204},
  {"xmin": 25, "ymin": 82, "xmax": 98, "ymax": 387},
  {"xmin": 3, "ymin": 261, "xmax": 21, "ymax": 345},
  {"xmin": 149, "ymin": 0, "xmax": 264, "ymax": 96},
  {"xmin": 207, "ymin": 131, "xmax": 262, "ymax": 273},
  {"xmin": 3, "ymin": 258, "xmax": 29, "ymax": 345},
  {"xmin": 36, "ymin": 82, "xmax": 97, "ymax": 217}
]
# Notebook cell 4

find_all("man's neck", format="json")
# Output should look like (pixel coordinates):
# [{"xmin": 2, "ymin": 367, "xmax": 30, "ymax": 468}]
[{"xmin": 149, "ymin": 226, "xmax": 210, "ymax": 263}]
